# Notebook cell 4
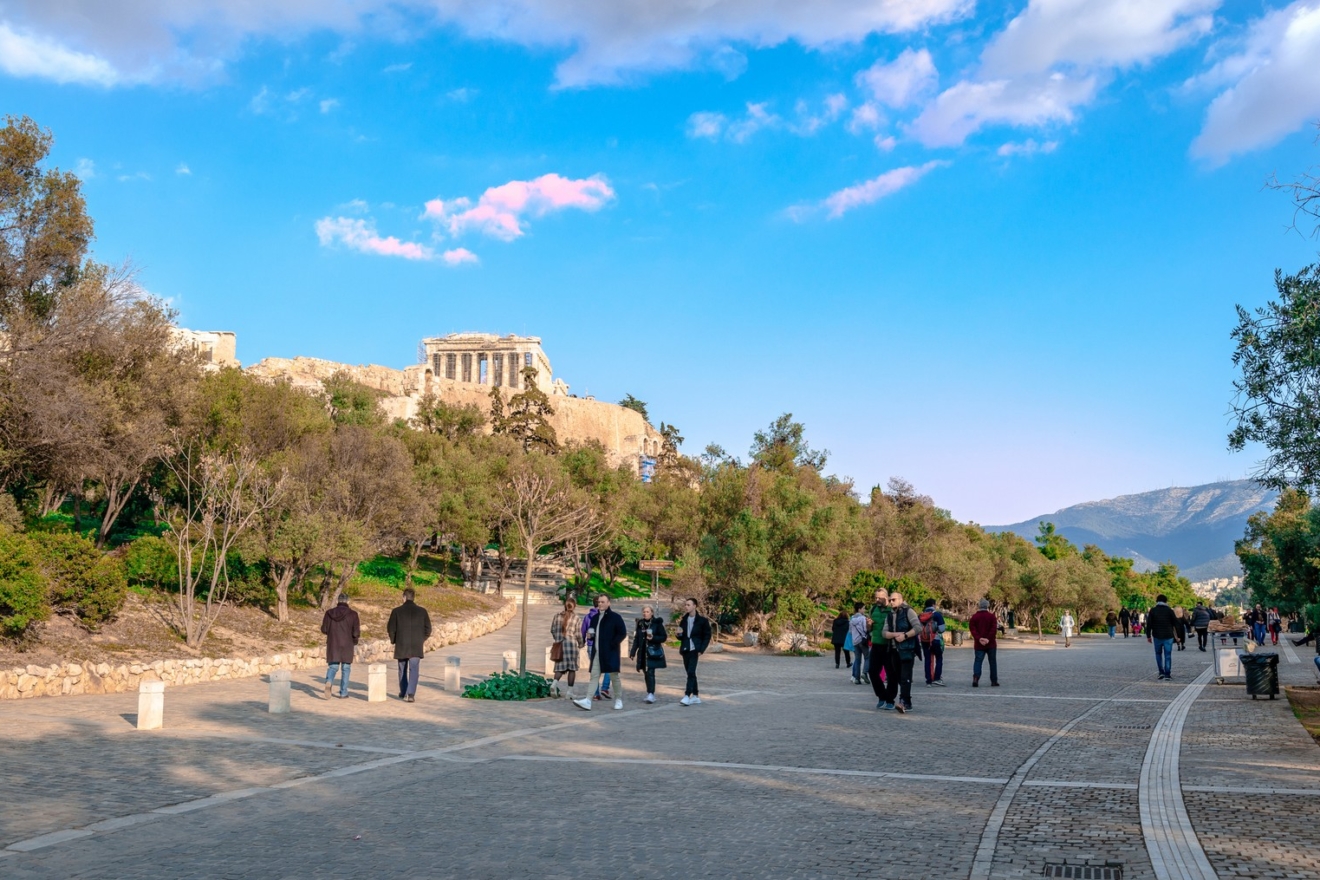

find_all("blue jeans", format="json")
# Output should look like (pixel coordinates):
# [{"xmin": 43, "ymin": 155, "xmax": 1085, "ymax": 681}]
[
  {"xmin": 325, "ymin": 662, "xmax": 351, "ymax": 697},
  {"xmin": 852, "ymin": 645, "xmax": 868, "ymax": 680},
  {"xmin": 1253, "ymin": 623, "xmax": 1267, "ymax": 643},
  {"xmin": 397, "ymin": 658, "xmax": 421, "ymax": 697},
  {"xmin": 973, "ymin": 647, "xmax": 998, "ymax": 683},
  {"xmin": 1153, "ymin": 638, "xmax": 1173, "ymax": 677},
  {"xmin": 1108, "ymin": 625, "xmax": 1116, "ymax": 638},
  {"xmin": 924, "ymin": 644, "xmax": 943, "ymax": 683}
]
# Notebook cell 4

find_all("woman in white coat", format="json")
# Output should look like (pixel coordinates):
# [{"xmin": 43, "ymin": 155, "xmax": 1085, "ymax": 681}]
[{"xmin": 1060, "ymin": 610, "xmax": 1076, "ymax": 647}]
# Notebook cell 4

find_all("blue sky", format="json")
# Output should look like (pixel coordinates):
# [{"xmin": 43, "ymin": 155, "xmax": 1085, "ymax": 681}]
[{"xmin": 2, "ymin": 0, "xmax": 1319, "ymax": 524}]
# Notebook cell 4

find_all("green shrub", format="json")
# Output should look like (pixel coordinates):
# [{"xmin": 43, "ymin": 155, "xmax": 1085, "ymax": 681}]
[
  {"xmin": 461, "ymin": 671, "xmax": 553, "ymax": 700},
  {"xmin": 31, "ymin": 531, "xmax": 126, "ymax": 627},
  {"xmin": 0, "ymin": 494, "xmax": 21, "ymax": 531},
  {"xmin": 124, "ymin": 536, "xmax": 178, "ymax": 588},
  {"xmin": 0, "ymin": 530, "xmax": 49, "ymax": 637}
]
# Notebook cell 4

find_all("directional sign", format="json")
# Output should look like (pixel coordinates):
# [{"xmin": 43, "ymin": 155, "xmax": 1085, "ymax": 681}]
[{"xmin": 638, "ymin": 559, "xmax": 675, "ymax": 572}]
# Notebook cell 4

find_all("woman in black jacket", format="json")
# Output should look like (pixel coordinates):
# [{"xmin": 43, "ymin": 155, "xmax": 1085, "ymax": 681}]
[
  {"xmin": 831, "ymin": 610, "xmax": 851, "ymax": 669},
  {"xmin": 629, "ymin": 605, "xmax": 668, "ymax": 704}
]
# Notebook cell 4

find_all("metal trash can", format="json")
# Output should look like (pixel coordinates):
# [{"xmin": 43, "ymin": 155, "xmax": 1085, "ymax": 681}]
[
  {"xmin": 949, "ymin": 630, "xmax": 963, "ymax": 647},
  {"xmin": 1240, "ymin": 652, "xmax": 1280, "ymax": 699},
  {"xmin": 1212, "ymin": 630, "xmax": 1248, "ymax": 684}
]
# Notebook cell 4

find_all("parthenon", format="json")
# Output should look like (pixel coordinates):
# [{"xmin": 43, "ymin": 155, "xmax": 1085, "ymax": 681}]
[{"xmin": 420, "ymin": 333, "xmax": 569, "ymax": 396}]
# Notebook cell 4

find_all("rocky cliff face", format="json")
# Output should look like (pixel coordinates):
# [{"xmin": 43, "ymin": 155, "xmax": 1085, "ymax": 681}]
[
  {"xmin": 245, "ymin": 356, "xmax": 660, "ymax": 471},
  {"xmin": 988, "ymin": 480, "xmax": 1278, "ymax": 579}
]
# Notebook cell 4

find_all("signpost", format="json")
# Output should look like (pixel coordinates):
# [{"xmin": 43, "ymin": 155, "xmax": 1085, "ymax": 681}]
[{"xmin": 638, "ymin": 559, "xmax": 675, "ymax": 597}]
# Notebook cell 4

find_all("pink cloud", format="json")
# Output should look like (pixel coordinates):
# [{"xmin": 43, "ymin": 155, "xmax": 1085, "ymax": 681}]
[
  {"xmin": 442, "ymin": 247, "xmax": 479, "ymax": 266},
  {"xmin": 315, "ymin": 216, "xmax": 434, "ymax": 260},
  {"xmin": 423, "ymin": 173, "xmax": 615, "ymax": 240}
]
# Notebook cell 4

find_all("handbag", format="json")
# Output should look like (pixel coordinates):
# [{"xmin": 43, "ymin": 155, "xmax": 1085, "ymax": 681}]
[
  {"xmin": 646, "ymin": 643, "xmax": 665, "ymax": 660},
  {"xmin": 550, "ymin": 641, "xmax": 564, "ymax": 663}
]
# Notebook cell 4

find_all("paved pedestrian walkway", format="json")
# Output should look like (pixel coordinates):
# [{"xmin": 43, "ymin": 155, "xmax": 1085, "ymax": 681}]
[{"xmin": 1, "ymin": 604, "xmax": 1317, "ymax": 879}]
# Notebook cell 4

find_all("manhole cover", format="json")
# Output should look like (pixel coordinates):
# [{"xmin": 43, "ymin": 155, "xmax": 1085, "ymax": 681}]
[{"xmin": 1042, "ymin": 863, "xmax": 1123, "ymax": 879}]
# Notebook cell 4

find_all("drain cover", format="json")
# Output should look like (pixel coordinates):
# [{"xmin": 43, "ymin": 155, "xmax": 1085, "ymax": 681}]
[{"xmin": 1041, "ymin": 863, "xmax": 1123, "ymax": 879}]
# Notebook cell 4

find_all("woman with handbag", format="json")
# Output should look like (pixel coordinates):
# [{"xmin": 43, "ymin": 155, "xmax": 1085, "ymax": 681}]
[
  {"xmin": 549, "ymin": 597, "xmax": 584, "ymax": 698},
  {"xmin": 630, "ymin": 604, "xmax": 668, "ymax": 703}
]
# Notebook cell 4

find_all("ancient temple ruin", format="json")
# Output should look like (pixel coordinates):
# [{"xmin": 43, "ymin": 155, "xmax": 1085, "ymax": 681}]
[{"xmin": 420, "ymin": 333, "xmax": 569, "ymax": 396}]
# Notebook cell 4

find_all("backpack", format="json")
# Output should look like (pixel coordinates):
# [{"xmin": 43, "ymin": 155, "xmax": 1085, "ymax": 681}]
[{"xmin": 918, "ymin": 611, "xmax": 939, "ymax": 645}]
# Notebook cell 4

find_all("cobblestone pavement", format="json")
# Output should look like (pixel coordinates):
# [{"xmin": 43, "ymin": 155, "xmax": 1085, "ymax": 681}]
[{"xmin": 2, "ymin": 610, "xmax": 1317, "ymax": 879}]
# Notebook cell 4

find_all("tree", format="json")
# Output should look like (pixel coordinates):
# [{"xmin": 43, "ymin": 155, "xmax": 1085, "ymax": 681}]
[
  {"xmin": 492, "ymin": 366, "xmax": 558, "ymax": 453},
  {"xmin": 324, "ymin": 372, "xmax": 384, "ymax": 427},
  {"xmin": 1236, "ymin": 489, "xmax": 1320, "ymax": 614},
  {"xmin": 162, "ymin": 442, "xmax": 285, "ymax": 648},
  {"xmin": 494, "ymin": 454, "xmax": 597, "ymax": 673},
  {"xmin": 0, "ymin": 115, "xmax": 94, "ymax": 320},
  {"xmin": 750, "ymin": 413, "xmax": 827, "ymax": 471},
  {"xmin": 1229, "ymin": 263, "xmax": 1320, "ymax": 492},
  {"xmin": 1035, "ymin": 522, "xmax": 1078, "ymax": 561},
  {"xmin": 1266, "ymin": 123, "xmax": 1320, "ymax": 238},
  {"xmin": 412, "ymin": 392, "xmax": 485, "ymax": 441},
  {"xmin": 657, "ymin": 422, "xmax": 685, "ymax": 471},
  {"xmin": 618, "ymin": 394, "xmax": 649, "ymax": 421}
]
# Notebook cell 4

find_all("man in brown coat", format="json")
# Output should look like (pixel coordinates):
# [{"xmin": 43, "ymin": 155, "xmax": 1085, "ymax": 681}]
[{"xmin": 321, "ymin": 593, "xmax": 361, "ymax": 699}]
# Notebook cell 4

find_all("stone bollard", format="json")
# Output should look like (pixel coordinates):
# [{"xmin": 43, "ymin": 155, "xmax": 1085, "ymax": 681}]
[
  {"xmin": 545, "ymin": 645, "xmax": 556, "ymax": 677},
  {"xmin": 444, "ymin": 656, "xmax": 462, "ymax": 693},
  {"xmin": 137, "ymin": 679, "xmax": 164, "ymax": 730},
  {"xmin": 268, "ymin": 669, "xmax": 291, "ymax": 714},
  {"xmin": 367, "ymin": 664, "xmax": 386, "ymax": 703},
  {"xmin": 502, "ymin": 650, "xmax": 518, "ymax": 674}
]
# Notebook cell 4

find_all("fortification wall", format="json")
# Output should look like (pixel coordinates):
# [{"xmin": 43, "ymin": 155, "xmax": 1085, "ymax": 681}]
[{"xmin": 244, "ymin": 356, "xmax": 661, "ymax": 470}]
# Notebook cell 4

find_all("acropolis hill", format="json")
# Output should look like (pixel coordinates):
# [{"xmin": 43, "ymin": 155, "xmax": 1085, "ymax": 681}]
[{"xmin": 212, "ymin": 331, "xmax": 662, "ymax": 471}]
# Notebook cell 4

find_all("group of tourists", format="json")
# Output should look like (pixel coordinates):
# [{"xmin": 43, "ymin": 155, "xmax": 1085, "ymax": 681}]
[
  {"xmin": 318, "ymin": 587, "xmax": 433, "ymax": 702},
  {"xmin": 828, "ymin": 589, "xmax": 1003, "ymax": 713},
  {"xmin": 1244, "ymin": 604, "xmax": 1284, "ymax": 646},
  {"xmin": 548, "ymin": 594, "xmax": 712, "ymax": 709},
  {"xmin": 1102, "ymin": 602, "xmax": 1217, "ymax": 653}
]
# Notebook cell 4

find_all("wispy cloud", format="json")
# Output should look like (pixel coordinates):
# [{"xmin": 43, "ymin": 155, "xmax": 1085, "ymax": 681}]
[
  {"xmin": 315, "ymin": 216, "xmax": 434, "ymax": 261},
  {"xmin": 997, "ymin": 138, "xmax": 1058, "ymax": 157},
  {"xmin": 422, "ymin": 173, "xmax": 616, "ymax": 241},
  {"xmin": 447, "ymin": 87, "xmax": 477, "ymax": 102},
  {"xmin": 319, "ymin": 98, "xmax": 340, "ymax": 113},
  {"xmin": 0, "ymin": 21, "xmax": 119, "ymax": 86},
  {"xmin": 790, "ymin": 161, "xmax": 946, "ymax": 221},
  {"xmin": 688, "ymin": 96, "xmax": 847, "ymax": 142},
  {"xmin": 442, "ymin": 248, "xmax": 479, "ymax": 266},
  {"xmin": 383, "ymin": 62, "xmax": 412, "ymax": 74},
  {"xmin": 175, "ymin": 162, "xmax": 192, "ymax": 175},
  {"xmin": 907, "ymin": 74, "xmax": 1097, "ymax": 148},
  {"xmin": 74, "ymin": 158, "xmax": 95, "ymax": 180}
]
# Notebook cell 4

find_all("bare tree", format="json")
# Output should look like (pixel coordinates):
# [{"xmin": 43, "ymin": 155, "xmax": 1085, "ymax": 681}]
[
  {"xmin": 1267, "ymin": 122, "xmax": 1320, "ymax": 237},
  {"xmin": 495, "ymin": 455, "xmax": 598, "ymax": 673},
  {"xmin": 162, "ymin": 442, "xmax": 285, "ymax": 648}
]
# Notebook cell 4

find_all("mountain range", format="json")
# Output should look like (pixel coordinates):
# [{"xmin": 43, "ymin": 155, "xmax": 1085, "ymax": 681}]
[{"xmin": 987, "ymin": 480, "xmax": 1278, "ymax": 581}]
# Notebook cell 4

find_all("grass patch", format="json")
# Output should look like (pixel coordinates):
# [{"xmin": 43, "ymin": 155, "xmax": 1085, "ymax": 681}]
[
  {"xmin": 561, "ymin": 570, "xmax": 650, "ymax": 600},
  {"xmin": 1285, "ymin": 686, "xmax": 1320, "ymax": 746}
]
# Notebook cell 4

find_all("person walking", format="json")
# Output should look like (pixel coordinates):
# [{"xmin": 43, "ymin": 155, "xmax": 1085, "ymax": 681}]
[
  {"xmin": 919, "ymin": 600, "xmax": 947, "ymax": 686},
  {"xmin": 1172, "ymin": 607, "xmax": 1188, "ymax": 651},
  {"xmin": 1267, "ymin": 607, "xmax": 1282, "ymax": 646},
  {"xmin": 574, "ymin": 595, "xmax": 628, "ymax": 711},
  {"xmin": 321, "ymin": 593, "xmax": 361, "ymax": 699},
  {"xmin": 580, "ymin": 599, "xmax": 604, "ymax": 698},
  {"xmin": 1146, "ymin": 594, "xmax": 1178, "ymax": 680},
  {"xmin": 549, "ymin": 597, "xmax": 584, "ymax": 698},
  {"xmin": 1119, "ymin": 607, "xmax": 1131, "ymax": 638},
  {"xmin": 629, "ymin": 604, "xmax": 668, "ymax": 703},
  {"xmin": 677, "ymin": 598, "xmax": 712, "ymax": 706},
  {"xmin": 1105, "ymin": 610, "xmax": 1118, "ymax": 639},
  {"xmin": 831, "ymin": 609, "xmax": 851, "ymax": 670},
  {"xmin": 969, "ymin": 600, "xmax": 999, "ymax": 687},
  {"xmin": 1250, "ymin": 605, "xmax": 1268, "ymax": 645},
  {"xmin": 883, "ymin": 592, "xmax": 921, "ymax": 713},
  {"xmin": 868, "ymin": 589, "xmax": 893, "ymax": 709},
  {"xmin": 387, "ymin": 587, "xmax": 432, "ymax": 702},
  {"xmin": 849, "ymin": 602, "xmax": 871, "ymax": 685},
  {"xmin": 1060, "ymin": 610, "xmax": 1075, "ymax": 648},
  {"xmin": 1191, "ymin": 602, "xmax": 1211, "ymax": 651}
]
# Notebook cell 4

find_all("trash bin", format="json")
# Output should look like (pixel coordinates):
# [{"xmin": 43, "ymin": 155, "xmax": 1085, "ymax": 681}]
[
  {"xmin": 1240, "ymin": 652, "xmax": 1279, "ymax": 699},
  {"xmin": 949, "ymin": 630, "xmax": 964, "ymax": 647}
]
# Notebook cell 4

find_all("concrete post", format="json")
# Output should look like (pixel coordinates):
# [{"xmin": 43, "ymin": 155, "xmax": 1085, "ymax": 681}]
[
  {"xmin": 268, "ymin": 669, "xmax": 292, "ymax": 713},
  {"xmin": 502, "ymin": 650, "xmax": 518, "ymax": 673},
  {"xmin": 136, "ymin": 679, "xmax": 164, "ymax": 730},
  {"xmin": 545, "ymin": 645, "xmax": 556, "ymax": 677},
  {"xmin": 444, "ymin": 656, "xmax": 462, "ymax": 692},
  {"xmin": 367, "ymin": 663, "xmax": 387, "ymax": 702}
]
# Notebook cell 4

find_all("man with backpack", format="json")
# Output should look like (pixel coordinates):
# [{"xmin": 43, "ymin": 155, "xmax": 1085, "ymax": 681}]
[
  {"xmin": 918, "ymin": 600, "xmax": 947, "ymax": 687},
  {"xmin": 882, "ymin": 591, "xmax": 921, "ymax": 714}
]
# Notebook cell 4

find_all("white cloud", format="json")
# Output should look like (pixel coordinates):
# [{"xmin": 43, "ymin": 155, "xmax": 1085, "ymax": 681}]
[
  {"xmin": 790, "ymin": 93, "xmax": 848, "ymax": 135},
  {"xmin": 855, "ymin": 48, "xmax": 938, "ymax": 107},
  {"xmin": 686, "ymin": 102, "xmax": 781, "ymax": 142},
  {"xmin": 442, "ymin": 247, "xmax": 479, "ymax": 266},
  {"xmin": 848, "ymin": 102, "xmax": 885, "ymax": 132},
  {"xmin": 175, "ymin": 162, "xmax": 191, "ymax": 175},
  {"xmin": 446, "ymin": 87, "xmax": 476, "ymax": 102},
  {"xmin": 791, "ymin": 161, "xmax": 945, "ymax": 220},
  {"xmin": 319, "ymin": 98, "xmax": 339, "ymax": 113},
  {"xmin": 687, "ymin": 111, "xmax": 729, "ymax": 139},
  {"xmin": 74, "ymin": 158, "xmax": 95, "ymax": 179},
  {"xmin": 315, "ymin": 216, "xmax": 435, "ymax": 261},
  {"xmin": 907, "ymin": 73, "xmax": 1098, "ymax": 147},
  {"xmin": 0, "ymin": 0, "xmax": 973, "ymax": 87},
  {"xmin": 382, "ymin": 61, "xmax": 412, "ymax": 73},
  {"xmin": 1190, "ymin": 1, "xmax": 1320, "ymax": 163},
  {"xmin": 982, "ymin": 0, "xmax": 1218, "ymax": 76},
  {"xmin": 875, "ymin": 135, "xmax": 898, "ymax": 151},
  {"xmin": 0, "ymin": 20, "xmax": 120, "ymax": 85},
  {"xmin": 997, "ymin": 138, "xmax": 1058, "ymax": 156}
]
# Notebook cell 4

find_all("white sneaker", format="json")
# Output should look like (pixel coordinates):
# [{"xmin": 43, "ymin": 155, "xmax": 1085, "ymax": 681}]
[
  {"xmin": 572, "ymin": 698, "xmax": 592, "ymax": 711},
  {"xmin": 690, "ymin": 696, "xmax": 702, "ymax": 705},
  {"xmin": 613, "ymin": 699, "xmax": 623, "ymax": 710},
  {"xmin": 645, "ymin": 694, "xmax": 655, "ymax": 703},
  {"xmin": 680, "ymin": 696, "xmax": 691, "ymax": 706}
]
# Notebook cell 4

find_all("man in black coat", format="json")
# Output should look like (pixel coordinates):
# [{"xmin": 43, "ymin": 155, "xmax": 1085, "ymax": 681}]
[
  {"xmin": 387, "ymin": 588, "xmax": 432, "ymax": 702},
  {"xmin": 1119, "ymin": 607, "xmax": 1132, "ymax": 638},
  {"xmin": 1146, "ymin": 594, "xmax": 1179, "ymax": 681},
  {"xmin": 678, "ymin": 597, "xmax": 712, "ymax": 706},
  {"xmin": 321, "ymin": 593, "xmax": 361, "ymax": 699},
  {"xmin": 574, "ymin": 594, "xmax": 628, "ymax": 711}
]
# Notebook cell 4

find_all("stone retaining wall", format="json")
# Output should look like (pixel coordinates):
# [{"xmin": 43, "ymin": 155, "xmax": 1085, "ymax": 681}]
[{"xmin": 0, "ymin": 600, "xmax": 516, "ymax": 701}]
